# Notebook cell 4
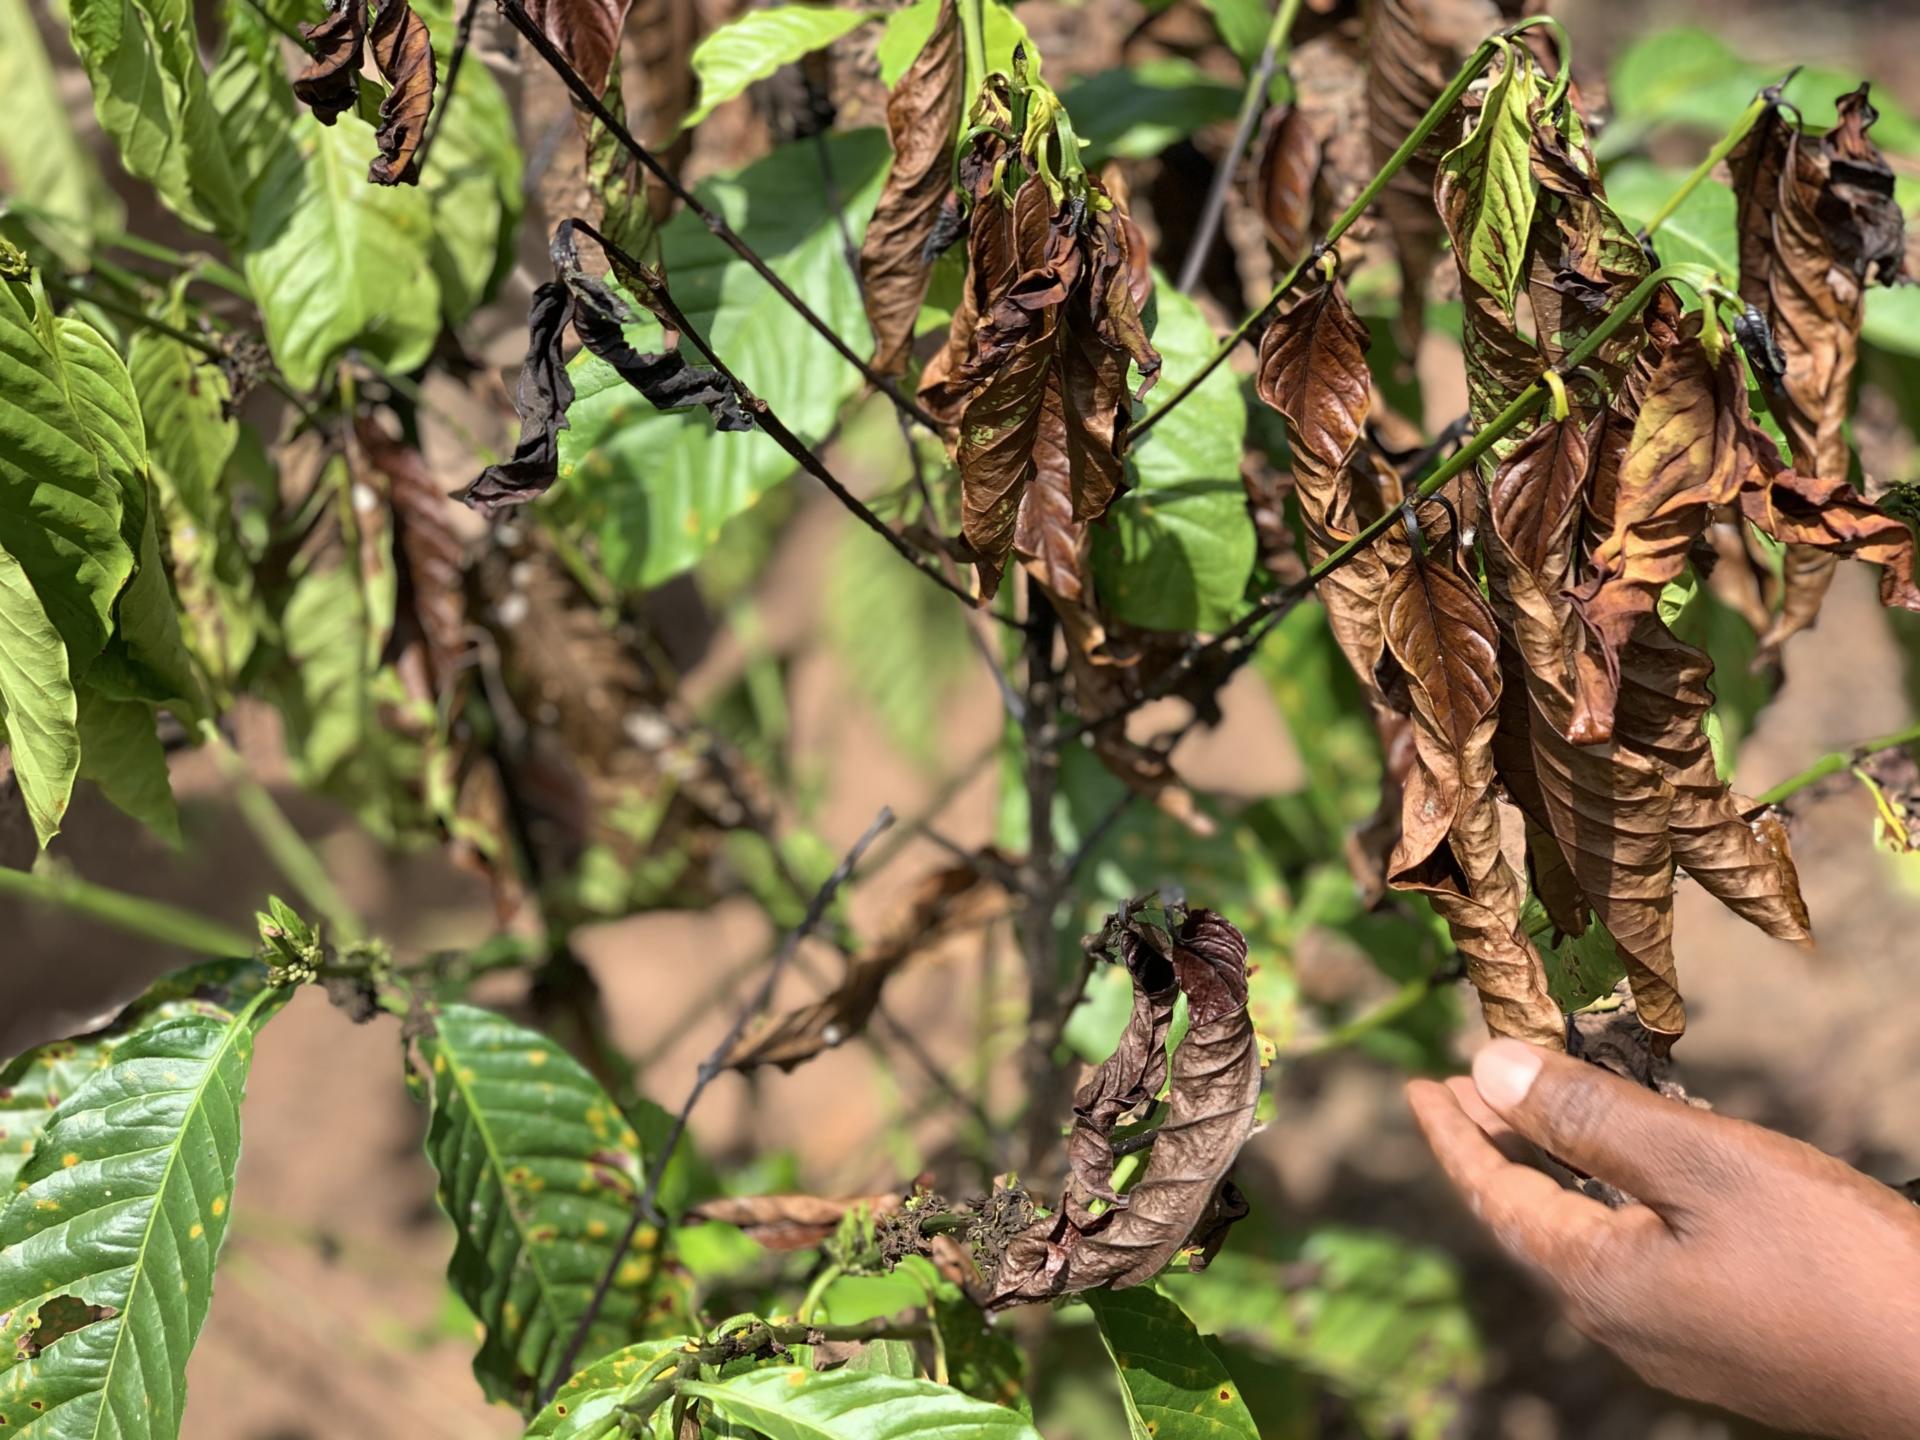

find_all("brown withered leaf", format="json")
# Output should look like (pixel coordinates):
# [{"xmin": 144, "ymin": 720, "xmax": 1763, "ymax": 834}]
[
  {"xmin": 1571, "ymin": 323, "xmax": 1746, "ymax": 744},
  {"xmin": 367, "ymin": 0, "xmax": 435, "ymax": 186},
  {"xmin": 1739, "ymin": 462, "xmax": 1920, "ymax": 616},
  {"xmin": 1379, "ymin": 547, "xmax": 1562, "ymax": 1046},
  {"xmin": 353, "ymin": 420, "xmax": 468, "ymax": 700},
  {"xmin": 1065, "ymin": 916, "xmax": 1179, "ymax": 1205},
  {"xmin": 1253, "ymin": 29, "xmax": 1372, "ymax": 263},
  {"xmin": 987, "ymin": 904, "xmax": 1260, "ymax": 1308},
  {"xmin": 1254, "ymin": 105, "xmax": 1319, "ymax": 264},
  {"xmin": 524, "ymin": 0, "xmax": 631, "ymax": 95},
  {"xmin": 859, "ymin": 0, "xmax": 962, "ymax": 376},
  {"xmin": 294, "ymin": 1, "xmax": 367, "ymax": 125},
  {"xmin": 725, "ymin": 861, "xmax": 1005, "ymax": 1072},
  {"xmin": 1730, "ymin": 86, "xmax": 1908, "ymax": 651},
  {"xmin": 685, "ymin": 1192, "xmax": 908, "ymax": 1252}
]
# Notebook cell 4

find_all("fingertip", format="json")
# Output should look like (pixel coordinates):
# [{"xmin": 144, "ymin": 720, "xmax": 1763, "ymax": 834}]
[{"xmin": 1473, "ymin": 1038, "xmax": 1546, "ymax": 1114}]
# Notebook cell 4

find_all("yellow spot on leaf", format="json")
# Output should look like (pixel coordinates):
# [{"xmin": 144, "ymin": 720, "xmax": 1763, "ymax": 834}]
[
  {"xmin": 586, "ymin": 1219, "xmax": 607, "ymax": 1238},
  {"xmin": 526, "ymin": 1051, "xmax": 547, "ymax": 1067},
  {"xmin": 34, "ymin": 1200, "xmax": 58, "ymax": 1212},
  {"xmin": 211, "ymin": 1197, "xmax": 226, "ymax": 1217},
  {"xmin": 616, "ymin": 1261, "xmax": 645, "ymax": 1287},
  {"xmin": 433, "ymin": 1054, "xmax": 446, "ymax": 1075},
  {"xmin": 190, "ymin": 1223, "xmax": 204, "ymax": 1239},
  {"xmin": 60, "ymin": 1154, "xmax": 77, "ymax": 1169},
  {"xmin": 787, "ymin": 1371, "xmax": 806, "ymax": 1387}
]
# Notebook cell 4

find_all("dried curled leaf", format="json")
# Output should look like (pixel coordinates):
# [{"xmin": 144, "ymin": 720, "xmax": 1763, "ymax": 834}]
[
  {"xmin": 859, "ymin": 0, "xmax": 963, "ymax": 376},
  {"xmin": 1251, "ymin": 30, "xmax": 1370, "ymax": 263},
  {"xmin": 987, "ymin": 903, "xmax": 1259, "ymax": 1309},
  {"xmin": 354, "ymin": 419, "xmax": 468, "ymax": 699},
  {"xmin": 367, "ymin": 0, "xmax": 436, "ymax": 186},
  {"xmin": 725, "ymin": 861, "xmax": 1005, "ymax": 1072},
  {"xmin": 294, "ymin": 1, "xmax": 368, "ymax": 125},
  {"xmin": 459, "ymin": 223, "xmax": 749, "ymax": 514},
  {"xmin": 1729, "ymin": 86, "xmax": 1908, "ymax": 650},
  {"xmin": 525, "ymin": 0, "xmax": 632, "ymax": 96},
  {"xmin": 686, "ymin": 1192, "xmax": 908, "ymax": 1251},
  {"xmin": 1380, "ymin": 546, "xmax": 1562, "ymax": 1046},
  {"xmin": 1739, "ymin": 463, "xmax": 1920, "ymax": 616}
]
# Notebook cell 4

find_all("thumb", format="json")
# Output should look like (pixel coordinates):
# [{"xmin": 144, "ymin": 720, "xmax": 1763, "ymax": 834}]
[{"xmin": 1472, "ymin": 1039, "xmax": 1733, "ymax": 1214}]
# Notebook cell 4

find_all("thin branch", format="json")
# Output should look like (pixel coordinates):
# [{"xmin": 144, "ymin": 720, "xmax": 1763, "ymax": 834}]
[
  {"xmin": 1017, "ymin": 578, "xmax": 1066, "ymax": 1172},
  {"xmin": 568, "ymin": 219, "xmax": 1006, "ymax": 621},
  {"xmin": 1135, "ymin": 28, "xmax": 1509, "ymax": 444},
  {"xmin": 1175, "ymin": 0, "xmax": 1305, "ymax": 294},
  {"xmin": 1748, "ymin": 722, "xmax": 1920, "ymax": 812},
  {"xmin": 496, "ymin": 0, "xmax": 949, "ymax": 434},
  {"xmin": 544, "ymin": 809, "xmax": 893, "ymax": 1407},
  {"xmin": 0, "ymin": 865, "xmax": 255, "ymax": 958},
  {"xmin": 414, "ymin": 0, "xmax": 486, "ymax": 176}
]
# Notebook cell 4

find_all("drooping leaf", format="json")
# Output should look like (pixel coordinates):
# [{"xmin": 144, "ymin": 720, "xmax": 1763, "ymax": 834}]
[
  {"xmin": 680, "ymin": 1365, "xmax": 1043, "ymax": 1440},
  {"xmin": 1728, "ymin": 86, "xmax": 1908, "ymax": 652},
  {"xmin": 461, "ymin": 282, "xmax": 574, "ymax": 514},
  {"xmin": 0, "ymin": 276, "xmax": 141, "ymax": 666},
  {"xmin": 525, "ymin": 0, "xmax": 631, "ymax": 96},
  {"xmin": 244, "ymin": 111, "xmax": 442, "ymax": 389},
  {"xmin": 1739, "ymin": 462, "xmax": 1920, "ymax": 617},
  {"xmin": 523, "ymin": 1338, "xmax": 683, "ymax": 1439},
  {"xmin": 682, "ymin": 6, "xmax": 874, "ymax": 130},
  {"xmin": 1084, "ymin": 1286, "xmax": 1260, "ymax": 1440},
  {"xmin": 559, "ymin": 130, "xmax": 890, "ymax": 587},
  {"xmin": 859, "ymin": 0, "xmax": 962, "ymax": 377},
  {"xmin": 74, "ymin": 683, "xmax": 179, "ymax": 844},
  {"xmin": 293, "ymin": 0, "xmax": 368, "ymax": 125},
  {"xmin": 62, "ymin": 0, "xmax": 247, "ymax": 237},
  {"xmin": 0, "ymin": 969, "xmax": 287, "ymax": 1435},
  {"xmin": 0, "ymin": 0, "xmax": 122, "ymax": 262},
  {"xmin": 1249, "ymin": 31, "xmax": 1370, "ymax": 264},
  {"xmin": 990, "ymin": 904, "xmax": 1260, "ymax": 1307},
  {"xmin": 1379, "ymin": 548, "xmax": 1562, "ymax": 1047},
  {"xmin": 367, "ymin": 0, "xmax": 436, "ymax": 185},
  {"xmin": 0, "ymin": 548, "xmax": 77, "ymax": 848},
  {"xmin": 417, "ymin": 1004, "xmax": 654, "ymax": 1407}
]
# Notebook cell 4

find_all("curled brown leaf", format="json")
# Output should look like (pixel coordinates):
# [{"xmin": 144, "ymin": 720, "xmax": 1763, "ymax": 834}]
[
  {"xmin": 859, "ymin": 0, "xmax": 963, "ymax": 376},
  {"xmin": 294, "ymin": 1, "xmax": 368, "ymax": 125},
  {"xmin": 367, "ymin": 0, "xmax": 436, "ymax": 186}
]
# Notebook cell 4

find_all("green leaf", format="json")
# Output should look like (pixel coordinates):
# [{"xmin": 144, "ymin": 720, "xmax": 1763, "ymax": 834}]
[
  {"xmin": 876, "ymin": 0, "xmax": 1025, "ymax": 85},
  {"xmin": 824, "ymin": 513, "xmax": 973, "ymax": 767},
  {"xmin": 418, "ymin": 28, "xmax": 522, "ymax": 323},
  {"xmin": 1522, "ymin": 898, "xmax": 1626, "ymax": 1012},
  {"xmin": 0, "ymin": 547, "xmax": 78, "ymax": 846},
  {"xmin": 0, "ymin": 277, "xmax": 142, "ymax": 664},
  {"xmin": 815, "ymin": 1271, "xmax": 927, "ymax": 1327},
  {"xmin": 1602, "ymin": 28, "xmax": 1920, "ymax": 161},
  {"xmin": 1093, "ymin": 279, "xmax": 1254, "ymax": 632},
  {"xmin": 1436, "ymin": 46, "xmax": 1538, "ymax": 310},
  {"xmin": 0, "ymin": 0, "xmax": 122, "ymax": 264},
  {"xmin": 0, "ymin": 960, "xmax": 263, "ymax": 1194},
  {"xmin": 891, "ymin": 1256, "xmax": 1027, "ymax": 1414},
  {"xmin": 74, "ymin": 682, "xmax": 179, "ymax": 844},
  {"xmin": 419, "ymin": 1004, "xmax": 656, "ymax": 1408},
  {"xmin": 85, "ymin": 475, "xmax": 209, "ymax": 723},
  {"xmin": 1865, "ymin": 285, "xmax": 1920, "ymax": 359},
  {"xmin": 1061, "ymin": 60, "xmax": 1243, "ymax": 165},
  {"xmin": 244, "ymin": 112, "xmax": 442, "ymax": 391},
  {"xmin": 208, "ymin": 0, "xmax": 300, "ymax": 203},
  {"xmin": 524, "ymin": 1337, "xmax": 685, "ymax": 1439},
  {"xmin": 127, "ymin": 300, "xmax": 255, "ymax": 690},
  {"xmin": 559, "ymin": 131, "xmax": 890, "ymax": 589},
  {"xmin": 1084, "ymin": 1287, "xmax": 1261, "ymax": 1440},
  {"xmin": 681, "ymin": 1366, "xmax": 1043, "ymax": 1440},
  {"xmin": 1198, "ymin": 0, "xmax": 1267, "ymax": 72},
  {"xmin": 683, "ymin": 7, "xmax": 874, "ymax": 130},
  {"xmin": 0, "ymin": 973, "xmax": 287, "ymax": 1436},
  {"xmin": 62, "ymin": 0, "xmax": 247, "ymax": 238},
  {"xmin": 1601, "ymin": 161, "xmax": 1736, "ymax": 279}
]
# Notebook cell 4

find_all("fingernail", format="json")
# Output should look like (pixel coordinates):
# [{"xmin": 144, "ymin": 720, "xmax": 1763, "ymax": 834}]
[{"xmin": 1473, "ymin": 1040, "xmax": 1543, "ymax": 1113}]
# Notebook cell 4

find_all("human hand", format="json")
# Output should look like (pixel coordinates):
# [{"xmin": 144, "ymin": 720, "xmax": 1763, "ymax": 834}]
[{"xmin": 1407, "ymin": 1039, "xmax": 1920, "ymax": 1439}]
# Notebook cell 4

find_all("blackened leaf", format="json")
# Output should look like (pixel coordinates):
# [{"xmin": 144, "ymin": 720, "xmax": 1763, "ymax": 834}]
[
  {"xmin": 1380, "ymin": 549, "xmax": 1562, "ymax": 1046},
  {"xmin": 459, "ymin": 281, "xmax": 574, "ymax": 514},
  {"xmin": 367, "ymin": 0, "xmax": 435, "ymax": 186},
  {"xmin": 859, "ymin": 0, "xmax": 962, "ymax": 376},
  {"xmin": 294, "ymin": 1, "xmax": 367, "ymax": 125},
  {"xmin": 1065, "ymin": 923, "xmax": 1177, "ymax": 1205}
]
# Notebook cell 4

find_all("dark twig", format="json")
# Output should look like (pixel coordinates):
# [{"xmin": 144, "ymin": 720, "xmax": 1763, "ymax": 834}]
[
  {"xmin": 568, "ymin": 220, "xmax": 1006, "ymax": 621},
  {"xmin": 545, "ymin": 809, "xmax": 893, "ymax": 1407},
  {"xmin": 414, "ymin": 0, "xmax": 485, "ymax": 176},
  {"xmin": 1017, "ymin": 578, "xmax": 1066, "ymax": 1172},
  {"xmin": 1175, "ymin": 0, "xmax": 1304, "ymax": 294},
  {"xmin": 497, "ymin": 0, "xmax": 949, "ymax": 434}
]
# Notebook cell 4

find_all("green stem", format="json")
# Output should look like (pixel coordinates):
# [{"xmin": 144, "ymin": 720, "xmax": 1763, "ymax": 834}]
[
  {"xmin": 1134, "ymin": 32, "xmax": 1505, "ymax": 442},
  {"xmin": 0, "ymin": 864, "xmax": 255, "ymax": 957},
  {"xmin": 1751, "ymin": 722, "xmax": 1920, "ymax": 809},
  {"xmin": 1639, "ymin": 92, "xmax": 1771, "ymax": 243},
  {"xmin": 958, "ymin": 0, "xmax": 987, "ymax": 118},
  {"xmin": 1290, "ymin": 975, "xmax": 1437, "ymax": 1059},
  {"xmin": 200, "ymin": 723, "xmax": 367, "ymax": 944},
  {"xmin": 5, "ymin": 199, "xmax": 252, "ymax": 298}
]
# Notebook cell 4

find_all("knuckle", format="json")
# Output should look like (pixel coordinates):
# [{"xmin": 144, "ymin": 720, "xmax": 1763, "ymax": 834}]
[{"xmin": 1538, "ymin": 1071, "xmax": 1620, "ymax": 1162}]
